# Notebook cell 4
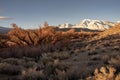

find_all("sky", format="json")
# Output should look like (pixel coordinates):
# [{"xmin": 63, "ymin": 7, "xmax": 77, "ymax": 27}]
[{"xmin": 0, "ymin": 0, "xmax": 120, "ymax": 29}]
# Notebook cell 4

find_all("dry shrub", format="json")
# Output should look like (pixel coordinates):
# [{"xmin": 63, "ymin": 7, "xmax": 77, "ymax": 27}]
[
  {"xmin": 6, "ymin": 23, "xmax": 97, "ymax": 47},
  {"xmin": 101, "ymin": 55, "xmax": 110, "ymax": 64},
  {"xmin": 7, "ymin": 24, "xmax": 56, "ymax": 46},
  {"xmin": 108, "ymin": 55, "xmax": 120, "ymax": 68},
  {"xmin": 0, "ymin": 43, "xmax": 67, "ymax": 58},
  {"xmin": 1, "ymin": 58, "xmax": 25, "ymax": 65},
  {"xmin": 65, "ymin": 66, "xmax": 81, "ymax": 79},
  {"xmin": 21, "ymin": 67, "xmax": 45, "ymax": 80},
  {"xmin": 0, "ymin": 34, "xmax": 8, "ymax": 48},
  {"xmin": 51, "ymin": 52, "xmax": 70, "ymax": 60},
  {"xmin": 0, "ymin": 23, "xmax": 98, "ymax": 58},
  {"xmin": 8, "ymin": 27, "xmax": 39, "ymax": 46},
  {"xmin": 87, "ymin": 66, "xmax": 120, "ymax": 80},
  {"xmin": 55, "ymin": 68, "xmax": 67, "ymax": 80},
  {"xmin": 0, "ymin": 62, "xmax": 22, "ymax": 75}
]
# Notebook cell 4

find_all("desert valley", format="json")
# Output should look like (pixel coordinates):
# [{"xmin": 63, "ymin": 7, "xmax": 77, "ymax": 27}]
[{"xmin": 0, "ymin": 19, "xmax": 120, "ymax": 80}]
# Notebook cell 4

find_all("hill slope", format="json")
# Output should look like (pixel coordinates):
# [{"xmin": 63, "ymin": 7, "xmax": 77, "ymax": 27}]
[{"xmin": 90, "ymin": 24, "xmax": 120, "ymax": 41}]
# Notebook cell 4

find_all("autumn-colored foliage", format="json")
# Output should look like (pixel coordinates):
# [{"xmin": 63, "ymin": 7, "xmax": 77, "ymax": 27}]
[
  {"xmin": 5, "ymin": 23, "xmax": 97, "ymax": 47},
  {"xmin": 87, "ymin": 66, "xmax": 120, "ymax": 80}
]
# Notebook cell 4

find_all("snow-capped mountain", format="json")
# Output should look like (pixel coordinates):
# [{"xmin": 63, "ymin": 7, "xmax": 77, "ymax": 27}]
[
  {"xmin": 58, "ymin": 19, "xmax": 116, "ymax": 31},
  {"xmin": 117, "ymin": 21, "xmax": 120, "ymax": 23},
  {"xmin": 59, "ymin": 23, "xmax": 73, "ymax": 28}
]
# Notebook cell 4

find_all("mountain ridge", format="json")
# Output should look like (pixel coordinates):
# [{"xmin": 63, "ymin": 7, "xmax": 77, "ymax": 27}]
[
  {"xmin": 0, "ymin": 26, "xmax": 11, "ymax": 34},
  {"xmin": 58, "ymin": 19, "xmax": 116, "ymax": 31}
]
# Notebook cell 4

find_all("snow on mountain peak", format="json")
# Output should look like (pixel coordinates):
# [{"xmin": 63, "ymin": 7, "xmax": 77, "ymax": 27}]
[
  {"xmin": 117, "ymin": 21, "xmax": 120, "ymax": 23},
  {"xmin": 58, "ymin": 19, "xmax": 116, "ymax": 31}
]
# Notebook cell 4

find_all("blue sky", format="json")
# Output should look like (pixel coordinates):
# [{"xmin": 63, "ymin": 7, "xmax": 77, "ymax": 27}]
[{"xmin": 0, "ymin": 0, "xmax": 120, "ymax": 29}]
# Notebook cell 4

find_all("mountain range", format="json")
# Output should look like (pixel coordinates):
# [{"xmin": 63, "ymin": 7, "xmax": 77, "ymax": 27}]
[
  {"xmin": 58, "ymin": 19, "xmax": 117, "ymax": 31},
  {"xmin": 0, "ymin": 26, "xmax": 11, "ymax": 34},
  {"xmin": 0, "ymin": 19, "xmax": 119, "ymax": 34}
]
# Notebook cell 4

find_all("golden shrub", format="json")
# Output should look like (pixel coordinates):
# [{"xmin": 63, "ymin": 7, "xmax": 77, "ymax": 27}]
[{"xmin": 87, "ymin": 66, "xmax": 120, "ymax": 80}]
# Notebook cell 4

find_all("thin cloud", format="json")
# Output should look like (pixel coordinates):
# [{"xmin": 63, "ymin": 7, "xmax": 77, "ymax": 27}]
[{"xmin": 0, "ymin": 16, "xmax": 13, "ymax": 20}]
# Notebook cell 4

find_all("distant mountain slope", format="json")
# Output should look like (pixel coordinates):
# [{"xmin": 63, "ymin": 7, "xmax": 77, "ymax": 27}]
[
  {"xmin": 58, "ymin": 19, "xmax": 116, "ymax": 31},
  {"xmin": 0, "ymin": 26, "xmax": 11, "ymax": 34},
  {"xmin": 99, "ymin": 23, "xmax": 120, "ymax": 38},
  {"xmin": 89, "ymin": 23, "xmax": 120, "ymax": 41}
]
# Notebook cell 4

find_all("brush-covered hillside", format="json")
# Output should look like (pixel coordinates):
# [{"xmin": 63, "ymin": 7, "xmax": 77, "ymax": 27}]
[{"xmin": 0, "ymin": 23, "xmax": 120, "ymax": 80}]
